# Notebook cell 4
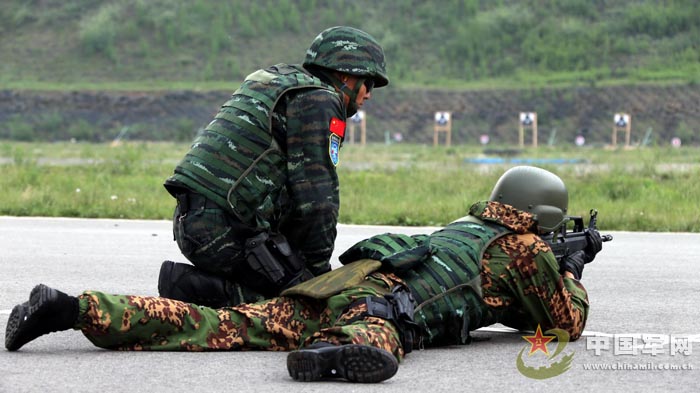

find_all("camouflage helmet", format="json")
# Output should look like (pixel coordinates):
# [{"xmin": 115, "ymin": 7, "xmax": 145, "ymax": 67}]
[
  {"xmin": 304, "ymin": 26, "xmax": 389, "ymax": 88},
  {"xmin": 489, "ymin": 166, "xmax": 569, "ymax": 233}
]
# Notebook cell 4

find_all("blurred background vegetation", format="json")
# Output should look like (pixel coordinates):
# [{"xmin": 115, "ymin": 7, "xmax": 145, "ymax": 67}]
[
  {"xmin": 1, "ymin": 0, "xmax": 699, "ymax": 146},
  {"xmin": 0, "ymin": 0, "xmax": 697, "ymax": 88}
]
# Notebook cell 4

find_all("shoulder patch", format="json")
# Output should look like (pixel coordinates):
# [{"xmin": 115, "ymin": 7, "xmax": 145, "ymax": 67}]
[{"xmin": 329, "ymin": 133, "xmax": 341, "ymax": 166}]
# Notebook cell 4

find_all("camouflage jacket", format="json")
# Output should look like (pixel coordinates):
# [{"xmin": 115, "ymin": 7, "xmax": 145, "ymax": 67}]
[
  {"xmin": 339, "ymin": 201, "xmax": 590, "ymax": 345},
  {"xmin": 475, "ymin": 201, "xmax": 589, "ymax": 341},
  {"xmin": 165, "ymin": 64, "xmax": 345, "ymax": 273}
]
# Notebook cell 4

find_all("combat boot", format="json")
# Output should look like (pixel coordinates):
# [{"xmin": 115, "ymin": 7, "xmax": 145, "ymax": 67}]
[
  {"xmin": 287, "ymin": 342, "xmax": 399, "ymax": 383},
  {"xmin": 158, "ymin": 261, "xmax": 259, "ymax": 307},
  {"xmin": 5, "ymin": 284, "xmax": 79, "ymax": 351}
]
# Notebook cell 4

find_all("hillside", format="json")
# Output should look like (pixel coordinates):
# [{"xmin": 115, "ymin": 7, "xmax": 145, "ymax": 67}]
[
  {"xmin": 0, "ymin": 0, "xmax": 699, "ymax": 144},
  {"xmin": 2, "ymin": 0, "xmax": 698, "ymax": 87}
]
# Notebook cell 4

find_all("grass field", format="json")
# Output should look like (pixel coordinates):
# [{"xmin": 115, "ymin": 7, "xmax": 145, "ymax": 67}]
[{"xmin": 2, "ymin": 141, "xmax": 700, "ymax": 232}]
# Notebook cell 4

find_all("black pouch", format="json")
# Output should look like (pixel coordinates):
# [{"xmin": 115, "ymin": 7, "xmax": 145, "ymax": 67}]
[{"xmin": 362, "ymin": 287, "xmax": 422, "ymax": 353}]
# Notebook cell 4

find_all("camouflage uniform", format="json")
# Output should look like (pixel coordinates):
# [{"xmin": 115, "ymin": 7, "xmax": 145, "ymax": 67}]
[
  {"xmin": 70, "ymin": 201, "xmax": 588, "ymax": 359},
  {"xmin": 164, "ymin": 64, "xmax": 344, "ymax": 299}
]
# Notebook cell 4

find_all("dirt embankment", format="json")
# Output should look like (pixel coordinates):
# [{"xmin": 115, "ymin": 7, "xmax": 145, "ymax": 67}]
[{"xmin": 1, "ymin": 84, "xmax": 698, "ymax": 144}]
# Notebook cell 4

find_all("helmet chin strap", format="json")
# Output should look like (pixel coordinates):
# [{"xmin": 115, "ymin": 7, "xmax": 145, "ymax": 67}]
[
  {"xmin": 340, "ymin": 79, "xmax": 364, "ymax": 117},
  {"xmin": 319, "ymin": 70, "xmax": 364, "ymax": 117}
]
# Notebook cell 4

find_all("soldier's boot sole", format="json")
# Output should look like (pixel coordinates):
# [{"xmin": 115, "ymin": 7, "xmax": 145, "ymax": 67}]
[
  {"xmin": 287, "ymin": 344, "xmax": 398, "ymax": 383},
  {"xmin": 5, "ymin": 284, "xmax": 76, "ymax": 351}
]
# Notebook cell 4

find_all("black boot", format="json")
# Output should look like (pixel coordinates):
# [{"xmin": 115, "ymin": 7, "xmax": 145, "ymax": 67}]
[
  {"xmin": 287, "ymin": 342, "xmax": 399, "ymax": 383},
  {"xmin": 5, "ymin": 284, "xmax": 79, "ymax": 351},
  {"xmin": 158, "ymin": 261, "xmax": 260, "ymax": 307}
]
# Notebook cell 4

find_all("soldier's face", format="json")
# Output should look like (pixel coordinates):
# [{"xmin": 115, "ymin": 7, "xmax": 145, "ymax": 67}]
[{"xmin": 344, "ymin": 76, "xmax": 372, "ymax": 109}]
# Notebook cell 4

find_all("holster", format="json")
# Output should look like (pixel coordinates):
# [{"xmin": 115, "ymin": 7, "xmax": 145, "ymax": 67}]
[
  {"xmin": 244, "ymin": 232, "xmax": 310, "ymax": 292},
  {"xmin": 361, "ymin": 286, "xmax": 422, "ymax": 353}
]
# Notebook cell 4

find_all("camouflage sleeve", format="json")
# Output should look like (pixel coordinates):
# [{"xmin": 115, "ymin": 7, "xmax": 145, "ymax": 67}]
[
  {"xmin": 481, "ymin": 233, "xmax": 590, "ymax": 340},
  {"xmin": 279, "ymin": 88, "xmax": 343, "ymax": 275}
]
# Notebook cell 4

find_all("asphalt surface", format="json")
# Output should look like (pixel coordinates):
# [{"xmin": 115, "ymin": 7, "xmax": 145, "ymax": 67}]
[{"xmin": 1, "ymin": 217, "xmax": 698, "ymax": 393}]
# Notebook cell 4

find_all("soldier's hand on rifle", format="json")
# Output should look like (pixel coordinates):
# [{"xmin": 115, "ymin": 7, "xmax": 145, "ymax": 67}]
[
  {"xmin": 560, "ymin": 251, "xmax": 586, "ymax": 280},
  {"xmin": 583, "ymin": 229, "xmax": 603, "ymax": 263}
]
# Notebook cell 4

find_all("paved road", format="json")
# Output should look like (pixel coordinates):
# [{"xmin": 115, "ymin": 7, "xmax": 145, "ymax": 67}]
[{"xmin": 1, "ymin": 217, "xmax": 698, "ymax": 392}]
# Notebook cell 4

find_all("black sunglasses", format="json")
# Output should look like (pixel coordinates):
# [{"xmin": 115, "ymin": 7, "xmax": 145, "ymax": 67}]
[{"xmin": 363, "ymin": 79, "xmax": 375, "ymax": 93}]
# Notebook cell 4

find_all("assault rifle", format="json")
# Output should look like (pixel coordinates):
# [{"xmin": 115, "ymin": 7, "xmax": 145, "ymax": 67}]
[{"xmin": 541, "ymin": 209, "xmax": 613, "ymax": 263}]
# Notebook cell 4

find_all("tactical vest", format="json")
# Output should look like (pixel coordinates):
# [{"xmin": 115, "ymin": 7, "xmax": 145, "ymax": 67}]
[
  {"xmin": 167, "ymin": 64, "xmax": 336, "ymax": 228},
  {"xmin": 338, "ymin": 216, "xmax": 512, "ymax": 346}
]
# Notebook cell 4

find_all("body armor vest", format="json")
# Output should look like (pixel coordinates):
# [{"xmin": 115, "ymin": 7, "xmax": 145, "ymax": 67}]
[
  {"xmin": 338, "ymin": 216, "xmax": 512, "ymax": 346},
  {"xmin": 167, "ymin": 64, "xmax": 335, "ymax": 228}
]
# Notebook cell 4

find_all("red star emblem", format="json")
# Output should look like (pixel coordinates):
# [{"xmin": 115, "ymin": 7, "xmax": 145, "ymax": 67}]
[{"xmin": 522, "ymin": 325, "xmax": 555, "ymax": 356}]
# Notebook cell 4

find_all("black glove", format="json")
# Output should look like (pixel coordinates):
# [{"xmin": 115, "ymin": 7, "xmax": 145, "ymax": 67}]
[
  {"xmin": 583, "ymin": 229, "xmax": 603, "ymax": 263},
  {"xmin": 560, "ymin": 250, "xmax": 586, "ymax": 280}
]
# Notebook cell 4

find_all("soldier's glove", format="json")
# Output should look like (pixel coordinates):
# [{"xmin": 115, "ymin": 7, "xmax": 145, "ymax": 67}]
[
  {"xmin": 583, "ymin": 229, "xmax": 603, "ymax": 263},
  {"xmin": 560, "ymin": 250, "xmax": 586, "ymax": 280}
]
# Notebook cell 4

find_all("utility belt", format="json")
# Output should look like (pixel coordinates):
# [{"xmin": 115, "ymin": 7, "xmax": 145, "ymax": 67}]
[
  {"xmin": 352, "ymin": 286, "xmax": 422, "ymax": 354},
  {"xmin": 244, "ymin": 232, "xmax": 312, "ymax": 292}
]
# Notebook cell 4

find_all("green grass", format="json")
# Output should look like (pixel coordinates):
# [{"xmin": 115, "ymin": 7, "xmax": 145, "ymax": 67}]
[
  {"xmin": 4, "ymin": 68, "xmax": 696, "ymax": 92},
  {"xmin": 0, "ymin": 142, "xmax": 185, "ymax": 219},
  {"xmin": 2, "ymin": 141, "xmax": 700, "ymax": 232}
]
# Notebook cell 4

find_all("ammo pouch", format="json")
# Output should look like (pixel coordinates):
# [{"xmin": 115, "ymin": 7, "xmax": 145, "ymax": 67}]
[
  {"xmin": 358, "ymin": 286, "xmax": 422, "ymax": 354},
  {"xmin": 244, "ymin": 232, "xmax": 310, "ymax": 292}
]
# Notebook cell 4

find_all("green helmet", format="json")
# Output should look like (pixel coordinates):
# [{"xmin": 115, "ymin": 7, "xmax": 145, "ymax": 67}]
[
  {"xmin": 489, "ymin": 166, "xmax": 569, "ymax": 233},
  {"xmin": 303, "ymin": 26, "xmax": 389, "ymax": 88}
]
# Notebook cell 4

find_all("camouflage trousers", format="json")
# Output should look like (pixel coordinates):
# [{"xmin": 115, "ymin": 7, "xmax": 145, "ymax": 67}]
[
  {"xmin": 172, "ymin": 191, "xmax": 253, "ymax": 277},
  {"xmin": 74, "ymin": 273, "xmax": 405, "ymax": 360}
]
